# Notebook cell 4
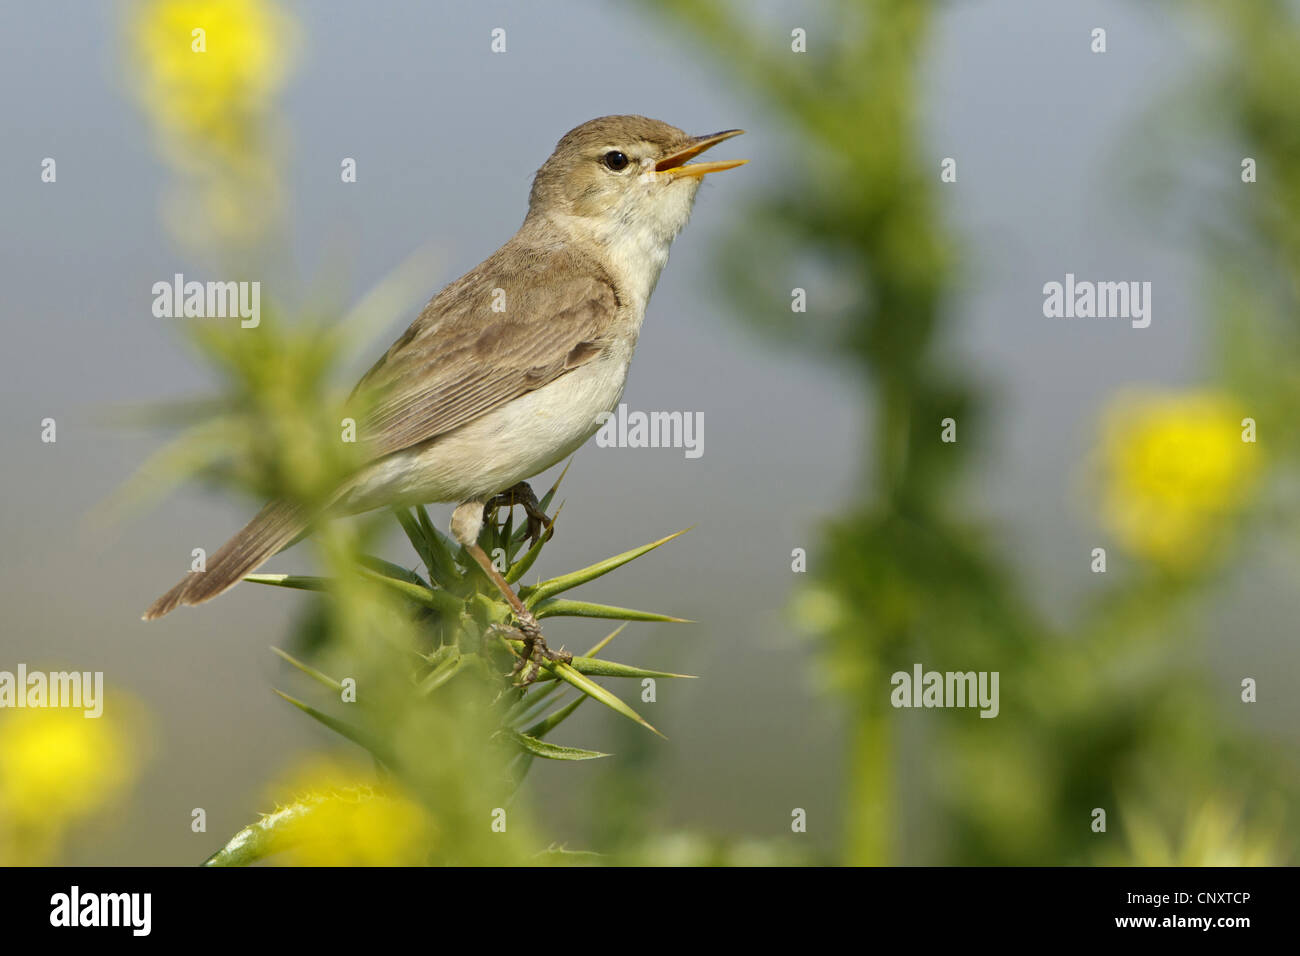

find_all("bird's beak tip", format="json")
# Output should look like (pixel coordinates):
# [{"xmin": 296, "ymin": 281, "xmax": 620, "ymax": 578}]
[{"xmin": 655, "ymin": 128, "xmax": 747, "ymax": 178}]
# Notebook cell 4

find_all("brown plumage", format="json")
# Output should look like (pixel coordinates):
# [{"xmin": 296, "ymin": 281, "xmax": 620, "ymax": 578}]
[
  {"xmin": 143, "ymin": 115, "xmax": 745, "ymax": 620},
  {"xmin": 143, "ymin": 501, "xmax": 309, "ymax": 620}
]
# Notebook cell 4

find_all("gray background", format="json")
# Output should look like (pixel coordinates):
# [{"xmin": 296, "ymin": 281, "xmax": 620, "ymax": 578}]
[{"xmin": 2, "ymin": 0, "xmax": 1293, "ymax": 863}]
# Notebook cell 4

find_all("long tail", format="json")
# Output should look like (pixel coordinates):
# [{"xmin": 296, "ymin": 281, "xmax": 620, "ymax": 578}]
[{"xmin": 142, "ymin": 500, "xmax": 309, "ymax": 620}]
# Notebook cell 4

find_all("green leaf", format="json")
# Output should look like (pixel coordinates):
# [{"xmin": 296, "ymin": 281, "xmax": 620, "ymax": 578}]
[
  {"xmin": 417, "ymin": 653, "xmax": 472, "ymax": 695},
  {"xmin": 273, "ymin": 690, "xmax": 395, "ymax": 763},
  {"xmin": 521, "ymin": 694, "xmax": 587, "ymax": 738},
  {"xmin": 270, "ymin": 646, "xmax": 344, "ymax": 691},
  {"xmin": 537, "ymin": 459, "xmax": 572, "ymax": 514},
  {"xmin": 505, "ymin": 535, "xmax": 545, "ymax": 585},
  {"xmin": 551, "ymin": 662, "xmax": 664, "ymax": 738},
  {"xmin": 500, "ymin": 507, "xmax": 517, "ymax": 559},
  {"xmin": 522, "ymin": 528, "xmax": 689, "ymax": 607},
  {"xmin": 507, "ymin": 688, "xmax": 565, "ymax": 728},
  {"xmin": 505, "ymin": 673, "xmax": 562, "ymax": 717},
  {"xmin": 202, "ymin": 802, "xmax": 307, "ymax": 867},
  {"xmin": 508, "ymin": 752, "xmax": 536, "ymax": 790},
  {"xmin": 565, "ymin": 656, "xmax": 695, "ymax": 680},
  {"xmin": 394, "ymin": 508, "xmax": 437, "ymax": 577},
  {"xmin": 500, "ymin": 728, "xmax": 607, "ymax": 760},
  {"xmin": 502, "ymin": 461, "xmax": 570, "ymax": 571},
  {"xmin": 584, "ymin": 623, "xmax": 628, "ymax": 658},
  {"xmin": 358, "ymin": 566, "xmax": 464, "ymax": 615},
  {"xmin": 98, "ymin": 416, "xmax": 243, "ymax": 527},
  {"xmin": 416, "ymin": 504, "xmax": 463, "ymax": 583},
  {"xmin": 499, "ymin": 641, "xmax": 692, "ymax": 681},
  {"xmin": 504, "ymin": 500, "xmax": 564, "ymax": 584},
  {"xmin": 358, "ymin": 554, "xmax": 428, "ymax": 588},
  {"xmin": 202, "ymin": 786, "xmax": 409, "ymax": 867},
  {"xmin": 245, "ymin": 573, "xmax": 329, "ymax": 591},
  {"xmin": 532, "ymin": 598, "xmax": 690, "ymax": 623}
]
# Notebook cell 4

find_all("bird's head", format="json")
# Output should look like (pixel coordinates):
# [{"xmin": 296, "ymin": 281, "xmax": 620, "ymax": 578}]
[{"xmin": 526, "ymin": 115, "xmax": 746, "ymax": 245}]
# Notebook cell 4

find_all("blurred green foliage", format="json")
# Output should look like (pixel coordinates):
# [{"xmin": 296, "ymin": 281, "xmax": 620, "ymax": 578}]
[
  {"xmin": 147, "ymin": 318, "xmax": 704, "ymax": 865},
  {"xmin": 122, "ymin": 0, "xmax": 1300, "ymax": 866},
  {"xmin": 644, "ymin": 0, "xmax": 1299, "ymax": 864}
]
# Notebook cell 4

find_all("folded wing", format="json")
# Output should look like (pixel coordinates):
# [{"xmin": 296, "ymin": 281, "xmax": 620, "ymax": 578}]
[{"xmin": 353, "ymin": 248, "xmax": 619, "ymax": 460}]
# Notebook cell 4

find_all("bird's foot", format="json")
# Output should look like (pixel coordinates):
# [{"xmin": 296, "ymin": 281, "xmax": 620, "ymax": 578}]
[
  {"xmin": 495, "ymin": 613, "xmax": 571, "ymax": 687},
  {"xmin": 485, "ymin": 481, "xmax": 554, "ymax": 548}
]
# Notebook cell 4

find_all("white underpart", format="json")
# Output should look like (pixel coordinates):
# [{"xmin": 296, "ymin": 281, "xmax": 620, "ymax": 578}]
[
  {"xmin": 561, "ymin": 165, "xmax": 701, "ymax": 316},
  {"xmin": 348, "ymin": 350, "xmax": 631, "ymax": 507}
]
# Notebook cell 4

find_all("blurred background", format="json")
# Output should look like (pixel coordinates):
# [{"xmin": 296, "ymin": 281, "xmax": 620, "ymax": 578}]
[{"xmin": 1, "ymin": 0, "xmax": 1297, "ymax": 864}]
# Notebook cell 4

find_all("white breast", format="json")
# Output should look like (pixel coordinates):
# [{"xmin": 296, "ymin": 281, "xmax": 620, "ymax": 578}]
[{"xmin": 344, "ymin": 349, "xmax": 632, "ymax": 509}]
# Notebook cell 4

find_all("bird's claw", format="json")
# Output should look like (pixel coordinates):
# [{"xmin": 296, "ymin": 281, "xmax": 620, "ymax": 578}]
[
  {"xmin": 509, "ymin": 617, "xmax": 571, "ymax": 686},
  {"xmin": 485, "ymin": 481, "xmax": 554, "ymax": 549},
  {"xmin": 485, "ymin": 618, "xmax": 571, "ymax": 686}
]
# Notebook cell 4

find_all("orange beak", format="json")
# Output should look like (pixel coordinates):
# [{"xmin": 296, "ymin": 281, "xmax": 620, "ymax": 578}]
[{"xmin": 655, "ymin": 129, "xmax": 747, "ymax": 179}]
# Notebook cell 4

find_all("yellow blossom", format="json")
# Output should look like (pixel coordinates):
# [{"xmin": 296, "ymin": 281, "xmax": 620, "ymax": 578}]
[
  {"xmin": 263, "ymin": 757, "xmax": 437, "ymax": 866},
  {"xmin": 124, "ymin": 0, "xmax": 298, "ymax": 249},
  {"xmin": 126, "ymin": 0, "xmax": 295, "ymax": 150},
  {"xmin": 0, "ymin": 697, "xmax": 147, "ymax": 864},
  {"xmin": 1097, "ymin": 389, "xmax": 1259, "ymax": 568}
]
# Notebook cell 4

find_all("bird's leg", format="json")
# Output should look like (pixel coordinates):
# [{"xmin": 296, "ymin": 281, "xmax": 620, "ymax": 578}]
[
  {"xmin": 469, "ymin": 547, "xmax": 571, "ymax": 685},
  {"xmin": 484, "ymin": 481, "xmax": 554, "ymax": 548},
  {"xmin": 451, "ymin": 500, "xmax": 570, "ymax": 686}
]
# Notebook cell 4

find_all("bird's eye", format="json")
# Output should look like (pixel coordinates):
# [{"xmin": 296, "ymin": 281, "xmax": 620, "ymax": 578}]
[{"xmin": 602, "ymin": 151, "xmax": 630, "ymax": 171}]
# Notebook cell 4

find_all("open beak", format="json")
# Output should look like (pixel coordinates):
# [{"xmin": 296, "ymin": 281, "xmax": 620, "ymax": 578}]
[{"xmin": 655, "ymin": 129, "xmax": 747, "ymax": 179}]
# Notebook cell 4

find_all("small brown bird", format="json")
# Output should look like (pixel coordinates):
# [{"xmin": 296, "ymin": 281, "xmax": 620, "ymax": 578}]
[{"xmin": 143, "ymin": 115, "xmax": 746, "ymax": 670}]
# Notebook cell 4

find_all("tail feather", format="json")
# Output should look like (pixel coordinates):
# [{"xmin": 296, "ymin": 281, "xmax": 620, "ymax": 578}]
[{"xmin": 142, "ymin": 500, "xmax": 308, "ymax": 620}]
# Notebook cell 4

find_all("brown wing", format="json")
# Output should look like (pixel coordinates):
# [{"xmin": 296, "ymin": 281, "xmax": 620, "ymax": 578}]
[{"xmin": 352, "ymin": 246, "xmax": 619, "ymax": 460}]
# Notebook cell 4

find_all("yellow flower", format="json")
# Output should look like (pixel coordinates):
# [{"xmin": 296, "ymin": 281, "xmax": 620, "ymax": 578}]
[
  {"xmin": 126, "ymin": 0, "xmax": 296, "ymax": 151},
  {"xmin": 1097, "ymin": 389, "xmax": 1259, "ymax": 568},
  {"xmin": 0, "ymin": 698, "xmax": 147, "ymax": 864},
  {"xmin": 124, "ymin": 0, "xmax": 298, "ymax": 249},
  {"xmin": 263, "ymin": 757, "xmax": 437, "ymax": 866}
]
